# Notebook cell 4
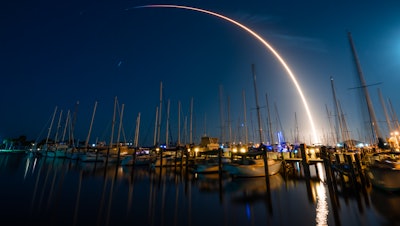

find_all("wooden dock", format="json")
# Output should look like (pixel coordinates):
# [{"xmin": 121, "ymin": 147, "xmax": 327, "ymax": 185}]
[{"xmin": 274, "ymin": 144, "xmax": 369, "ymax": 191}]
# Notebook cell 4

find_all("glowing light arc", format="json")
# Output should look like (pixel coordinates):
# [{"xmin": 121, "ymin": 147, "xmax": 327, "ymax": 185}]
[{"xmin": 133, "ymin": 4, "xmax": 319, "ymax": 143}]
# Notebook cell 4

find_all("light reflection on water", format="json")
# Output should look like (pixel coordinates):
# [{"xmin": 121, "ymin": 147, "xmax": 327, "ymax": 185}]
[
  {"xmin": 0, "ymin": 152, "xmax": 398, "ymax": 226},
  {"xmin": 316, "ymin": 183, "xmax": 328, "ymax": 226}
]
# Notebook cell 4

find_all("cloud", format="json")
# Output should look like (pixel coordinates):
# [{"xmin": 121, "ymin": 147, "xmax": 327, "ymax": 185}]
[
  {"xmin": 270, "ymin": 33, "xmax": 328, "ymax": 53},
  {"xmin": 234, "ymin": 12, "xmax": 327, "ymax": 53},
  {"xmin": 235, "ymin": 11, "xmax": 276, "ymax": 25}
]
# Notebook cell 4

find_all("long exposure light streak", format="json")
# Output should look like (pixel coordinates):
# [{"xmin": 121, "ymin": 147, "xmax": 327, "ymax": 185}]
[{"xmin": 132, "ymin": 4, "xmax": 319, "ymax": 143}]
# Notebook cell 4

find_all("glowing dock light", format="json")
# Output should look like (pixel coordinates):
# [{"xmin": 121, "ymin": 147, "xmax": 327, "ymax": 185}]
[
  {"xmin": 232, "ymin": 147, "xmax": 238, "ymax": 153},
  {"xmin": 132, "ymin": 4, "xmax": 319, "ymax": 143}
]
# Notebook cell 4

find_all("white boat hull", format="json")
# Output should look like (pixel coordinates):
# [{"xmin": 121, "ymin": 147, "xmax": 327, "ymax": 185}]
[
  {"xmin": 224, "ymin": 159, "xmax": 282, "ymax": 177},
  {"xmin": 121, "ymin": 155, "xmax": 155, "ymax": 166},
  {"xmin": 79, "ymin": 152, "xmax": 104, "ymax": 162},
  {"xmin": 194, "ymin": 164, "xmax": 221, "ymax": 174},
  {"xmin": 193, "ymin": 158, "xmax": 231, "ymax": 174},
  {"xmin": 366, "ymin": 166, "xmax": 400, "ymax": 191},
  {"xmin": 365, "ymin": 152, "xmax": 400, "ymax": 191}
]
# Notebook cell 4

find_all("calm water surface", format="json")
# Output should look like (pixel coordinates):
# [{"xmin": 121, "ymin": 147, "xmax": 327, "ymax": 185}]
[{"xmin": 0, "ymin": 152, "xmax": 399, "ymax": 226}]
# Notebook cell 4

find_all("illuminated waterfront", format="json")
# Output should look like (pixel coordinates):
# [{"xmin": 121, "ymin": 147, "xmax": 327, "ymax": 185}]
[{"xmin": 0, "ymin": 152, "xmax": 398, "ymax": 226}]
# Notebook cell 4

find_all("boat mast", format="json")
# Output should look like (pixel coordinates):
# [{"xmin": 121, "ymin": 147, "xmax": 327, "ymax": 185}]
[
  {"xmin": 274, "ymin": 102, "xmax": 285, "ymax": 144},
  {"xmin": 116, "ymin": 103, "xmax": 125, "ymax": 148},
  {"xmin": 116, "ymin": 103, "xmax": 125, "ymax": 157},
  {"xmin": 177, "ymin": 101, "xmax": 181, "ymax": 146},
  {"xmin": 184, "ymin": 115, "xmax": 188, "ymax": 145},
  {"xmin": 190, "ymin": 97, "xmax": 193, "ymax": 144},
  {"xmin": 153, "ymin": 107, "xmax": 158, "ymax": 147},
  {"xmin": 54, "ymin": 109, "xmax": 63, "ymax": 146},
  {"xmin": 294, "ymin": 112, "xmax": 299, "ymax": 145},
  {"xmin": 108, "ymin": 96, "xmax": 117, "ymax": 158},
  {"xmin": 134, "ymin": 112, "xmax": 141, "ymax": 148},
  {"xmin": 219, "ymin": 85, "xmax": 225, "ymax": 145},
  {"xmin": 85, "ymin": 101, "xmax": 97, "ymax": 150},
  {"xmin": 325, "ymin": 104, "xmax": 336, "ymax": 147},
  {"xmin": 165, "ymin": 99, "xmax": 170, "ymax": 148},
  {"xmin": 62, "ymin": 110, "xmax": 70, "ymax": 143},
  {"xmin": 251, "ymin": 64, "xmax": 263, "ymax": 144},
  {"xmin": 203, "ymin": 113, "xmax": 207, "ymax": 136},
  {"xmin": 265, "ymin": 93, "xmax": 273, "ymax": 145},
  {"xmin": 388, "ymin": 98, "xmax": 400, "ymax": 132},
  {"xmin": 378, "ymin": 88, "xmax": 392, "ymax": 136},
  {"xmin": 330, "ymin": 76, "xmax": 345, "ymax": 144},
  {"xmin": 348, "ymin": 32, "xmax": 382, "ymax": 144},
  {"xmin": 70, "ymin": 101, "xmax": 79, "ymax": 147},
  {"xmin": 157, "ymin": 82, "xmax": 163, "ymax": 146},
  {"xmin": 227, "ymin": 95, "xmax": 232, "ymax": 145},
  {"xmin": 242, "ymin": 90, "xmax": 249, "ymax": 145},
  {"xmin": 338, "ymin": 101, "xmax": 353, "ymax": 148},
  {"xmin": 46, "ymin": 106, "xmax": 58, "ymax": 146}
]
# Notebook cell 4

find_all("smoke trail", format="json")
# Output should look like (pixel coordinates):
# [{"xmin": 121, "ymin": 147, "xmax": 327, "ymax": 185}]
[{"xmin": 131, "ymin": 4, "xmax": 319, "ymax": 143}]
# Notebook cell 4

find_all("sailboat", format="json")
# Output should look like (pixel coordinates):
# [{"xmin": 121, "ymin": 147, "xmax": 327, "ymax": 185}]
[
  {"xmin": 365, "ymin": 151, "xmax": 400, "ymax": 191},
  {"xmin": 346, "ymin": 32, "xmax": 400, "ymax": 191},
  {"xmin": 72, "ymin": 101, "xmax": 99, "ymax": 161},
  {"xmin": 223, "ymin": 64, "xmax": 282, "ymax": 177},
  {"xmin": 40, "ymin": 106, "xmax": 58, "ymax": 157},
  {"xmin": 224, "ymin": 157, "xmax": 282, "ymax": 177}
]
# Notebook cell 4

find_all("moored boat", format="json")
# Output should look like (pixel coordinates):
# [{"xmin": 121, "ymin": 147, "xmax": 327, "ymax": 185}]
[
  {"xmin": 79, "ymin": 151, "xmax": 104, "ymax": 162},
  {"xmin": 365, "ymin": 152, "xmax": 400, "ymax": 191},
  {"xmin": 120, "ymin": 154, "xmax": 156, "ymax": 166},
  {"xmin": 192, "ymin": 157, "xmax": 231, "ymax": 174},
  {"xmin": 224, "ymin": 158, "xmax": 282, "ymax": 177}
]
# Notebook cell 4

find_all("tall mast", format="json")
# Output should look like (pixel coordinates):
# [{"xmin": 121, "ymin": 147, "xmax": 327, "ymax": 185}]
[
  {"xmin": 388, "ymin": 98, "xmax": 400, "ymax": 132},
  {"xmin": 177, "ymin": 101, "xmax": 181, "ymax": 146},
  {"xmin": 252, "ymin": 64, "xmax": 263, "ymax": 144},
  {"xmin": 54, "ymin": 109, "xmax": 63, "ymax": 145},
  {"xmin": 134, "ymin": 112, "xmax": 141, "ymax": 148},
  {"xmin": 338, "ymin": 101, "xmax": 353, "ymax": 148},
  {"xmin": 62, "ymin": 110, "xmax": 70, "ymax": 142},
  {"xmin": 325, "ymin": 104, "xmax": 335, "ymax": 146},
  {"xmin": 274, "ymin": 102, "xmax": 285, "ymax": 143},
  {"xmin": 219, "ymin": 85, "xmax": 225, "ymax": 145},
  {"xmin": 165, "ymin": 99, "xmax": 170, "ymax": 148},
  {"xmin": 115, "ymin": 102, "xmax": 125, "ymax": 159},
  {"xmin": 153, "ymin": 107, "xmax": 158, "ymax": 147},
  {"xmin": 70, "ymin": 101, "xmax": 79, "ymax": 146},
  {"xmin": 116, "ymin": 103, "xmax": 125, "ymax": 148},
  {"xmin": 331, "ymin": 75, "xmax": 353, "ymax": 147},
  {"xmin": 227, "ymin": 95, "xmax": 232, "ymax": 145},
  {"xmin": 184, "ymin": 115, "xmax": 188, "ymax": 144},
  {"xmin": 250, "ymin": 111, "xmax": 255, "ymax": 143},
  {"xmin": 378, "ymin": 88, "xmax": 392, "ymax": 136},
  {"xmin": 242, "ymin": 90, "xmax": 248, "ymax": 145},
  {"xmin": 203, "ymin": 113, "xmax": 207, "ymax": 136},
  {"xmin": 330, "ymin": 76, "xmax": 344, "ymax": 143},
  {"xmin": 156, "ymin": 82, "xmax": 163, "ymax": 146},
  {"xmin": 294, "ymin": 112, "xmax": 299, "ymax": 145},
  {"xmin": 190, "ymin": 97, "xmax": 193, "ymax": 144},
  {"xmin": 46, "ymin": 106, "xmax": 58, "ymax": 145},
  {"xmin": 348, "ymin": 32, "xmax": 382, "ymax": 143},
  {"xmin": 109, "ymin": 97, "xmax": 117, "ymax": 151},
  {"xmin": 85, "ymin": 101, "xmax": 97, "ymax": 150},
  {"xmin": 265, "ymin": 93, "xmax": 273, "ymax": 145}
]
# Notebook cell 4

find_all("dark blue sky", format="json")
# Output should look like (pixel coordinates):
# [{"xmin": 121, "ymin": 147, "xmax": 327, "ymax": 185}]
[{"xmin": 1, "ymin": 0, "xmax": 400, "ymax": 146}]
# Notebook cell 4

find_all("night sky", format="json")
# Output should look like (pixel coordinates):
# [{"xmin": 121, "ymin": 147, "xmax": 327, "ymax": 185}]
[{"xmin": 1, "ymin": 0, "xmax": 400, "ymax": 147}]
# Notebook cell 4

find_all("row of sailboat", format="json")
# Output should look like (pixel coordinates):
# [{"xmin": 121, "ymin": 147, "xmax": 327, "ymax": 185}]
[
  {"xmin": 19, "ymin": 31, "xmax": 400, "ymax": 193},
  {"xmin": 28, "ymin": 64, "xmax": 285, "ymax": 178},
  {"xmin": 338, "ymin": 32, "xmax": 400, "ymax": 192}
]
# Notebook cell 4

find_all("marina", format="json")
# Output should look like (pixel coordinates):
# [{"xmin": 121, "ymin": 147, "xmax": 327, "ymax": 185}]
[
  {"xmin": 1, "ymin": 147, "xmax": 400, "ymax": 226},
  {"xmin": 2, "ymin": 2, "xmax": 400, "ymax": 226}
]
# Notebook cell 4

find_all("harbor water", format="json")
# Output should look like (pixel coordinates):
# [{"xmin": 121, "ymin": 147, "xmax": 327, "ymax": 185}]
[{"xmin": 0, "ymin": 152, "xmax": 399, "ymax": 226}]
